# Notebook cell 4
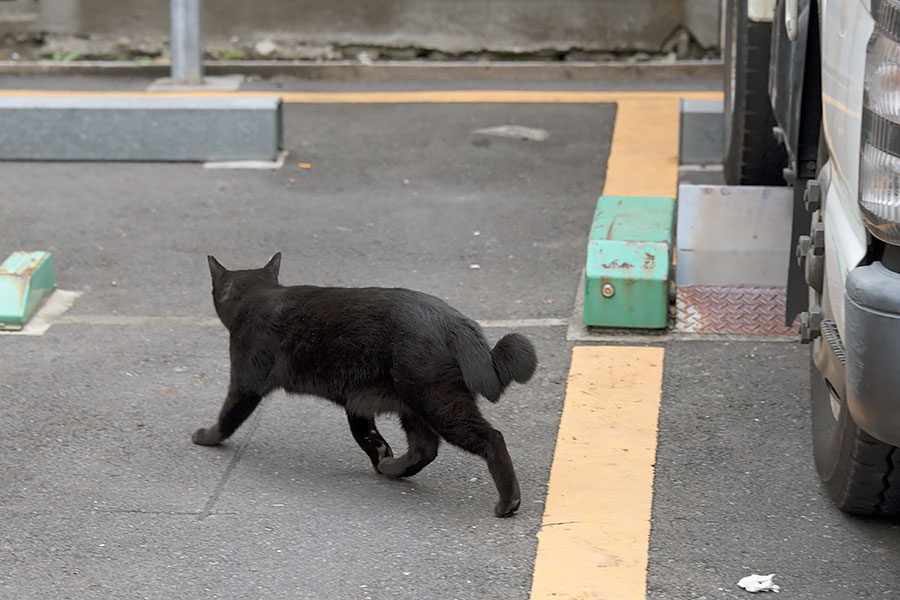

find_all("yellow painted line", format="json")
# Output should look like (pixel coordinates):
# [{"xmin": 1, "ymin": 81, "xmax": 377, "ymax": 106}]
[
  {"xmin": 530, "ymin": 346, "xmax": 665, "ymax": 600},
  {"xmin": 602, "ymin": 98, "xmax": 682, "ymax": 199},
  {"xmin": 0, "ymin": 89, "xmax": 722, "ymax": 104}
]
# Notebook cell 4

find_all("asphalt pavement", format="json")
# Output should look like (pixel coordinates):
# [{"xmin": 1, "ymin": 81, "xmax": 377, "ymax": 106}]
[
  {"xmin": 650, "ymin": 341, "xmax": 899, "ymax": 599},
  {"xmin": 0, "ymin": 73, "xmax": 897, "ymax": 599}
]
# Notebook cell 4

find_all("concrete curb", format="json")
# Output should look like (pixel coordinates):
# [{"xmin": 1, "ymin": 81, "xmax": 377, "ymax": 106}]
[
  {"xmin": 0, "ymin": 95, "xmax": 283, "ymax": 161},
  {"xmin": 0, "ymin": 59, "xmax": 723, "ymax": 80}
]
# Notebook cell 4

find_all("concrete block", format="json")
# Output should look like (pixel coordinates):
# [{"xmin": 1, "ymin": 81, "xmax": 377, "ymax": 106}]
[
  {"xmin": 38, "ymin": 0, "xmax": 687, "ymax": 54},
  {"xmin": 0, "ymin": 96, "xmax": 283, "ymax": 161},
  {"xmin": 679, "ymin": 99, "xmax": 723, "ymax": 165},
  {"xmin": 684, "ymin": 0, "xmax": 722, "ymax": 49},
  {"xmin": 584, "ymin": 196, "xmax": 675, "ymax": 329},
  {"xmin": 676, "ymin": 184, "xmax": 793, "ymax": 286}
]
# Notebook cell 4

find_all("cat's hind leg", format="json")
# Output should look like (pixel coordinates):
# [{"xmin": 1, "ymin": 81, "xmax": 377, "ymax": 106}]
[
  {"xmin": 346, "ymin": 412, "xmax": 393, "ymax": 472},
  {"xmin": 376, "ymin": 414, "xmax": 439, "ymax": 478},
  {"xmin": 425, "ymin": 393, "xmax": 520, "ymax": 518},
  {"xmin": 192, "ymin": 387, "xmax": 262, "ymax": 446}
]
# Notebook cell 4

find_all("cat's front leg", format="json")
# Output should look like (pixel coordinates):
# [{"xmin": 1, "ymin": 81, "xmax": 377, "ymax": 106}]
[
  {"xmin": 376, "ymin": 414, "xmax": 439, "ymax": 478},
  {"xmin": 346, "ymin": 412, "xmax": 393, "ymax": 471},
  {"xmin": 193, "ymin": 386, "xmax": 263, "ymax": 446}
]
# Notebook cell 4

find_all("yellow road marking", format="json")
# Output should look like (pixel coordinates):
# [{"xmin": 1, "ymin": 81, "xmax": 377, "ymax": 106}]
[
  {"xmin": 530, "ymin": 346, "xmax": 665, "ymax": 600},
  {"xmin": 0, "ymin": 89, "xmax": 722, "ymax": 104},
  {"xmin": 602, "ymin": 98, "xmax": 681, "ymax": 199}
]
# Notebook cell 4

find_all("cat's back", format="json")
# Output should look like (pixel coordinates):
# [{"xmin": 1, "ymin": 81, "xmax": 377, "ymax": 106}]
[{"xmin": 277, "ymin": 284, "xmax": 471, "ymax": 342}]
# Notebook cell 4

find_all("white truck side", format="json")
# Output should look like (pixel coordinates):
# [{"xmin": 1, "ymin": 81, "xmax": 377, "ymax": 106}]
[{"xmin": 723, "ymin": 0, "xmax": 900, "ymax": 515}]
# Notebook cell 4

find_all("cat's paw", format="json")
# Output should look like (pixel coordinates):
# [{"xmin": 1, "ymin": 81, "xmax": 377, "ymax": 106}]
[
  {"xmin": 376, "ymin": 456, "xmax": 405, "ymax": 479},
  {"xmin": 192, "ymin": 426, "xmax": 223, "ymax": 446},
  {"xmin": 494, "ymin": 497, "xmax": 520, "ymax": 518},
  {"xmin": 368, "ymin": 443, "xmax": 393, "ymax": 473},
  {"xmin": 376, "ymin": 441, "xmax": 393, "ymax": 462}
]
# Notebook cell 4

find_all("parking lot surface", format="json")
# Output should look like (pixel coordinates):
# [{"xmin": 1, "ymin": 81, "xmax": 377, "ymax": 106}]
[{"xmin": 1, "ymin": 76, "xmax": 897, "ymax": 599}]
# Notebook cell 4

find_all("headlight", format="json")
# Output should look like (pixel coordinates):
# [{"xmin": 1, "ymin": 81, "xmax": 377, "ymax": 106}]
[
  {"xmin": 865, "ymin": 32, "xmax": 900, "ymax": 120},
  {"xmin": 860, "ymin": 137, "xmax": 900, "ymax": 242},
  {"xmin": 861, "ymin": 0, "xmax": 900, "ymax": 244}
]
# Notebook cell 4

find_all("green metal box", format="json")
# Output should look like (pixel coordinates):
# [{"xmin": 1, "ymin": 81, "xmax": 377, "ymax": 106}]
[
  {"xmin": 584, "ymin": 196, "xmax": 674, "ymax": 329},
  {"xmin": 0, "ymin": 251, "xmax": 56, "ymax": 331}
]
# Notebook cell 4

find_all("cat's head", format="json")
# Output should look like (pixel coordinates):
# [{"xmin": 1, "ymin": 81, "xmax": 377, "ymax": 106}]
[{"xmin": 207, "ymin": 253, "xmax": 281, "ymax": 325}]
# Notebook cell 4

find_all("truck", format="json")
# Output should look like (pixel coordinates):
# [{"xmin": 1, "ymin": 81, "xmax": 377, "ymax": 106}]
[{"xmin": 723, "ymin": 0, "xmax": 900, "ymax": 515}]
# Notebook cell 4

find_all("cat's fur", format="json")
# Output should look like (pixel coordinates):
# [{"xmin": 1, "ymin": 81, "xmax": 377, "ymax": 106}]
[{"xmin": 192, "ymin": 253, "xmax": 537, "ymax": 517}]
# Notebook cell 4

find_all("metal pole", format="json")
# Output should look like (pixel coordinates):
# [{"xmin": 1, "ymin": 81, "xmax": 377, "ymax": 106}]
[{"xmin": 170, "ymin": 0, "xmax": 204, "ymax": 85}]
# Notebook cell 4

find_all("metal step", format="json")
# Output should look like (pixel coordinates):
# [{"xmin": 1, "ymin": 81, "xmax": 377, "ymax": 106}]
[
  {"xmin": 676, "ymin": 183, "xmax": 793, "ymax": 287},
  {"xmin": 674, "ymin": 285, "xmax": 796, "ymax": 336}
]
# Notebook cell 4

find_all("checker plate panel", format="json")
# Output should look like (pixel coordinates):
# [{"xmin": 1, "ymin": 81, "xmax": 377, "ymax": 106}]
[{"xmin": 674, "ymin": 285, "xmax": 798, "ymax": 336}]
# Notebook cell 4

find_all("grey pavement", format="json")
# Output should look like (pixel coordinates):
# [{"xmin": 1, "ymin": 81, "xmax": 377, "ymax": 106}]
[
  {"xmin": 1, "ymin": 88, "xmax": 604, "ymax": 599},
  {"xmin": 0, "ymin": 76, "xmax": 897, "ymax": 599},
  {"xmin": 650, "ymin": 341, "xmax": 900, "ymax": 599}
]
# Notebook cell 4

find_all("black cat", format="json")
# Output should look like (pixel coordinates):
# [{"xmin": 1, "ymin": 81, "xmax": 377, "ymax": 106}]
[{"xmin": 192, "ymin": 253, "xmax": 537, "ymax": 517}]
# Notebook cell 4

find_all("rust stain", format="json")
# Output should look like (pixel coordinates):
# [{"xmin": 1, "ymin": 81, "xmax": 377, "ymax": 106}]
[
  {"xmin": 605, "ymin": 213, "xmax": 619, "ymax": 240},
  {"xmin": 0, "ymin": 253, "xmax": 43, "ymax": 277},
  {"xmin": 643, "ymin": 253, "xmax": 656, "ymax": 270},
  {"xmin": 19, "ymin": 263, "xmax": 39, "ymax": 277},
  {"xmin": 600, "ymin": 260, "xmax": 634, "ymax": 270},
  {"xmin": 2, "ymin": 265, "xmax": 37, "ymax": 277}
]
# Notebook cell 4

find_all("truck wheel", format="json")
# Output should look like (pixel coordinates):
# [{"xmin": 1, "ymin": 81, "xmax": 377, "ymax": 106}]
[
  {"xmin": 722, "ymin": 0, "xmax": 786, "ymax": 185},
  {"xmin": 810, "ymin": 357, "xmax": 900, "ymax": 516}
]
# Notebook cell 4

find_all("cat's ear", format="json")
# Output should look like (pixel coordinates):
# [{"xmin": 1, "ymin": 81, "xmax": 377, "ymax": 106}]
[
  {"xmin": 208, "ymin": 256, "xmax": 233, "ymax": 303},
  {"xmin": 264, "ymin": 252, "xmax": 281, "ymax": 281},
  {"xmin": 208, "ymin": 255, "xmax": 227, "ymax": 279}
]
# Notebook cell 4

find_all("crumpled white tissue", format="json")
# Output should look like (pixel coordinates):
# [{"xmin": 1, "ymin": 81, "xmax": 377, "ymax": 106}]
[{"xmin": 738, "ymin": 573, "xmax": 781, "ymax": 593}]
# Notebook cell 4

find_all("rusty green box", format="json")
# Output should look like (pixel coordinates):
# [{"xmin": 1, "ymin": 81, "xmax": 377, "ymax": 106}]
[
  {"xmin": 584, "ymin": 196, "xmax": 674, "ymax": 328},
  {"xmin": 0, "ymin": 251, "xmax": 56, "ymax": 331}
]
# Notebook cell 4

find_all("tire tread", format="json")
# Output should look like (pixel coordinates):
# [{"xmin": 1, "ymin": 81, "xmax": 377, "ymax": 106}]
[
  {"xmin": 835, "ymin": 424, "xmax": 900, "ymax": 516},
  {"xmin": 811, "ymin": 357, "xmax": 900, "ymax": 517},
  {"xmin": 723, "ymin": 1, "xmax": 787, "ymax": 186}
]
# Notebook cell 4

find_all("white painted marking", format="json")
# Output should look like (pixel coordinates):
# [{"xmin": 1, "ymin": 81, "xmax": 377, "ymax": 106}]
[
  {"xmin": 48, "ymin": 314, "xmax": 565, "ymax": 330},
  {"xmin": 477, "ymin": 318, "xmax": 567, "ymax": 329},
  {"xmin": 47, "ymin": 315, "xmax": 568, "ymax": 329},
  {"xmin": 0, "ymin": 289, "xmax": 83, "ymax": 336},
  {"xmin": 472, "ymin": 125, "xmax": 549, "ymax": 141},
  {"xmin": 203, "ymin": 149, "xmax": 288, "ymax": 170},
  {"xmin": 58, "ymin": 315, "xmax": 220, "ymax": 327}
]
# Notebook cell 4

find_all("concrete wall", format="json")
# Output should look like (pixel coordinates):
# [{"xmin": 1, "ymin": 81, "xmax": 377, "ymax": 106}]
[{"xmin": 31, "ymin": 0, "xmax": 720, "ymax": 54}]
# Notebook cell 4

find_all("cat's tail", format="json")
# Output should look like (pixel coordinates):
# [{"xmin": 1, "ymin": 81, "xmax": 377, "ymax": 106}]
[
  {"xmin": 489, "ymin": 333, "xmax": 537, "ymax": 401},
  {"xmin": 454, "ymin": 329, "xmax": 537, "ymax": 403}
]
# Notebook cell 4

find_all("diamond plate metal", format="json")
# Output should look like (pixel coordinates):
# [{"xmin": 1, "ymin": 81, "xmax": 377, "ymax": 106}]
[{"xmin": 674, "ymin": 285, "xmax": 797, "ymax": 336}]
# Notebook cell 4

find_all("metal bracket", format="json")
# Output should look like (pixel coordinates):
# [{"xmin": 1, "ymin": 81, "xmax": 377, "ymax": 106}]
[
  {"xmin": 799, "ymin": 304, "xmax": 823, "ymax": 343},
  {"xmin": 804, "ymin": 179, "xmax": 821, "ymax": 212}
]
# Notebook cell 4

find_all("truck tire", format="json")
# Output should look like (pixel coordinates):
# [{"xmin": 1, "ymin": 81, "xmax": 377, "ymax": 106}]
[
  {"xmin": 810, "ymin": 357, "xmax": 900, "ymax": 516},
  {"xmin": 722, "ymin": 0, "xmax": 787, "ymax": 185}
]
